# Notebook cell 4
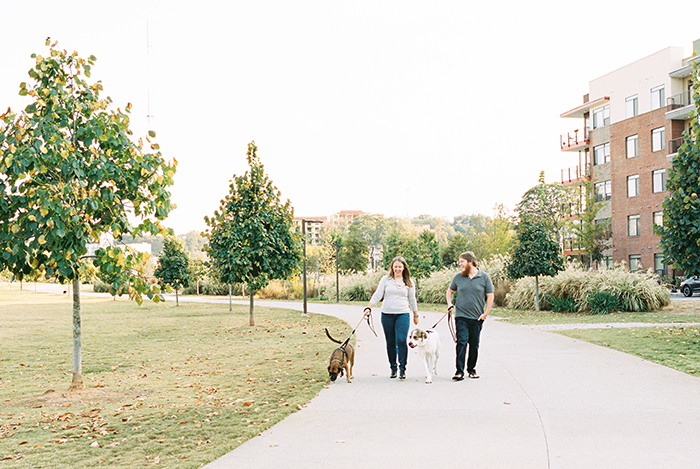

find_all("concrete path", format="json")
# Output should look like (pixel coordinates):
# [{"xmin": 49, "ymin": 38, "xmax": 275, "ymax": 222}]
[{"xmin": 203, "ymin": 302, "xmax": 700, "ymax": 469}]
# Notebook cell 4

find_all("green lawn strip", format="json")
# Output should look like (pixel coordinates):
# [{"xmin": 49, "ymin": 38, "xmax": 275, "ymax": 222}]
[
  {"xmin": 555, "ymin": 326, "xmax": 700, "ymax": 377},
  {"xmin": 490, "ymin": 303, "xmax": 700, "ymax": 326},
  {"xmin": 0, "ymin": 285, "xmax": 351, "ymax": 468}
]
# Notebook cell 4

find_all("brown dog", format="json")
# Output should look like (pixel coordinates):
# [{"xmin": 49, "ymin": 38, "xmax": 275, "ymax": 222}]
[{"xmin": 325, "ymin": 328, "xmax": 354, "ymax": 383}]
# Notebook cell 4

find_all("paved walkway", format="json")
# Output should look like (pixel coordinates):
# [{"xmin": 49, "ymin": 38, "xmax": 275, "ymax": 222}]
[{"xmin": 203, "ymin": 301, "xmax": 700, "ymax": 469}]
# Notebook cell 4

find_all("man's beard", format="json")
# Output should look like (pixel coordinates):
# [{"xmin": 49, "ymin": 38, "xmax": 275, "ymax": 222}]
[{"xmin": 460, "ymin": 265, "xmax": 470, "ymax": 277}]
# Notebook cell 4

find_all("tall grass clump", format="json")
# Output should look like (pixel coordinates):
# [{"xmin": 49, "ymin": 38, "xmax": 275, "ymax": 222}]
[
  {"xmin": 332, "ymin": 270, "xmax": 385, "ymax": 302},
  {"xmin": 480, "ymin": 254, "xmax": 513, "ymax": 306},
  {"xmin": 417, "ymin": 255, "xmax": 512, "ymax": 306},
  {"xmin": 418, "ymin": 268, "xmax": 454, "ymax": 304},
  {"xmin": 506, "ymin": 266, "xmax": 670, "ymax": 313},
  {"xmin": 505, "ymin": 276, "xmax": 554, "ymax": 310},
  {"xmin": 586, "ymin": 267, "xmax": 670, "ymax": 312}
]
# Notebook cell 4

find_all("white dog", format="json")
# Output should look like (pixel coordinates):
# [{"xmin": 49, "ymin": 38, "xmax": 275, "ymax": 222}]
[{"xmin": 408, "ymin": 328, "xmax": 440, "ymax": 384}]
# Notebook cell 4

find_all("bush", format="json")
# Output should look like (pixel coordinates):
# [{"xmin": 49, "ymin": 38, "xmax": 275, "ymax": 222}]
[
  {"xmin": 549, "ymin": 296, "xmax": 577, "ymax": 313},
  {"xmin": 92, "ymin": 279, "xmax": 111, "ymax": 293},
  {"xmin": 182, "ymin": 277, "xmax": 244, "ymax": 296},
  {"xmin": 588, "ymin": 291, "xmax": 619, "ymax": 315},
  {"xmin": 506, "ymin": 266, "xmax": 670, "ymax": 313},
  {"xmin": 418, "ymin": 268, "xmax": 453, "ymax": 304}
]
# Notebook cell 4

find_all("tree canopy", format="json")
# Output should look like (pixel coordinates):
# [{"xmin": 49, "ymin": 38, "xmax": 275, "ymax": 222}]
[
  {"xmin": 508, "ymin": 220, "xmax": 564, "ymax": 311},
  {"xmin": 0, "ymin": 39, "xmax": 175, "ymax": 388},
  {"xmin": 154, "ymin": 236, "xmax": 190, "ymax": 305},
  {"xmin": 204, "ymin": 141, "xmax": 301, "ymax": 325},
  {"xmin": 657, "ymin": 61, "xmax": 700, "ymax": 276},
  {"xmin": 516, "ymin": 171, "xmax": 576, "ymax": 245}
]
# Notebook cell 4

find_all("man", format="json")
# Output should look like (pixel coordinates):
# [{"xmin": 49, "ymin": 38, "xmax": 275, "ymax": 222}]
[{"xmin": 446, "ymin": 251, "xmax": 494, "ymax": 380}]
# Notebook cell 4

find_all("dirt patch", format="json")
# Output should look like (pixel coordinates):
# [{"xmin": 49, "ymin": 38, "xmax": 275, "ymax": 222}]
[{"xmin": 24, "ymin": 388, "xmax": 142, "ymax": 409}]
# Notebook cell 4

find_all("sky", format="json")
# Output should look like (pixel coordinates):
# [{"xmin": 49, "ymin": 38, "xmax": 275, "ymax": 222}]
[{"xmin": 1, "ymin": 1, "xmax": 699, "ymax": 235}]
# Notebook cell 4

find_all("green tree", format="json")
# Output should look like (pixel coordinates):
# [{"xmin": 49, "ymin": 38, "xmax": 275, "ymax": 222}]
[
  {"xmin": 338, "ymin": 224, "xmax": 369, "ymax": 273},
  {"xmin": 508, "ymin": 220, "xmax": 564, "ymax": 311},
  {"xmin": 384, "ymin": 230, "xmax": 441, "ymax": 280},
  {"xmin": 572, "ymin": 180, "xmax": 610, "ymax": 268},
  {"xmin": 203, "ymin": 141, "xmax": 301, "ymax": 325},
  {"xmin": 657, "ymin": 61, "xmax": 700, "ymax": 276},
  {"xmin": 188, "ymin": 258, "xmax": 209, "ymax": 295},
  {"xmin": 0, "ymin": 40, "xmax": 175, "ymax": 389},
  {"xmin": 482, "ymin": 204, "xmax": 516, "ymax": 258},
  {"xmin": 154, "ymin": 236, "xmax": 190, "ymax": 306},
  {"xmin": 180, "ymin": 230, "xmax": 207, "ymax": 261},
  {"xmin": 516, "ymin": 172, "xmax": 576, "ymax": 248}
]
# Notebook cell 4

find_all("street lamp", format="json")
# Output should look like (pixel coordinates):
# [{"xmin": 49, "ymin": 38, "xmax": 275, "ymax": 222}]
[{"xmin": 301, "ymin": 219, "xmax": 322, "ymax": 317}]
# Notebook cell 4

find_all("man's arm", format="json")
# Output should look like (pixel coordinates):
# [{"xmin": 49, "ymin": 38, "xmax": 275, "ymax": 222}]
[
  {"xmin": 446, "ymin": 288, "xmax": 455, "ymax": 310},
  {"xmin": 479, "ymin": 292, "xmax": 495, "ymax": 321}
]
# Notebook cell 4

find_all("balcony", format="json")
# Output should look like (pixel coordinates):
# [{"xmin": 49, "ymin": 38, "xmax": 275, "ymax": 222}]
[
  {"xmin": 561, "ymin": 164, "xmax": 590, "ymax": 186},
  {"xmin": 560, "ymin": 128, "xmax": 590, "ymax": 152},
  {"xmin": 665, "ymin": 90, "xmax": 695, "ymax": 121},
  {"xmin": 668, "ymin": 137, "xmax": 684, "ymax": 156}
]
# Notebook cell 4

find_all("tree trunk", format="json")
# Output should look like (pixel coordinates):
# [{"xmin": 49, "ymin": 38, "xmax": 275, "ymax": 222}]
[
  {"xmin": 175, "ymin": 288, "xmax": 179, "ymax": 306},
  {"xmin": 249, "ymin": 290, "xmax": 255, "ymax": 326},
  {"xmin": 70, "ymin": 278, "xmax": 83, "ymax": 390},
  {"xmin": 534, "ymin": 275, "xmax": 540, "ymax": 312},
  {"xmin": 228, "ymin": 284, "xmax": 232, "ymax": 312}
]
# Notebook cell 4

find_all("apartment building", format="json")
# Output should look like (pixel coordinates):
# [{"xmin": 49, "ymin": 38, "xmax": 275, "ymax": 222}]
[
  {"xmin": 292, "ymin": 217, "xmax": 326, "ymax": 245},
  {"xmin": 560, "ymin": 39, "xmax": 700, "ymax": 274}
]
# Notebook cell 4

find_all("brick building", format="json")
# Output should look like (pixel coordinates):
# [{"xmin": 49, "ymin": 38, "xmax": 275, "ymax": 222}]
[{"xmin": 560, "ymin": 39, "xmax": 699, "ymax": 274}]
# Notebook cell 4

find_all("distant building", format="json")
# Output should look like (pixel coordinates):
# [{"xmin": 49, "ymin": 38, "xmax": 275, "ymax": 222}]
[
  {"xmin": 293, "ymin": 217, "xmax": 327, "ymax": 246},
  {"xmin": 329, "ymin": 210, "xmax": 366, "ymax": 228},
  {"xmin": 560, "ymin": 38, "xmax": 700, "ymax": 274}
]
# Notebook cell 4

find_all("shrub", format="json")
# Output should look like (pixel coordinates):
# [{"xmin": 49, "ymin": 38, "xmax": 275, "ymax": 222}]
[
  {"xmin": 418, "ymin": 268, "xmax": 453, "ymax": 304},
  {"xmin": 183, "ymin": 277, "xmax": 244, "ymax": 296},
  {"xmin": 339, "ymin": 271, "xmax": 385, "ymax": 302},
  {"xmin": 505, "ymin": 276, "xmax": 554, "ymax": 310},
  {"xmin": 588, "ymin": 291, "xmax": 619, "ymax": 315},
  {"xmin": 506, "ymin": 266, "xmax": 670, "ymax": 313},
  {"xmin": 93, "ymin": 279, "xmax": 111, "ymax": 293},
  {"xmin": 549, "ymin": 296, "xmax": 577, "ymax": 313}
]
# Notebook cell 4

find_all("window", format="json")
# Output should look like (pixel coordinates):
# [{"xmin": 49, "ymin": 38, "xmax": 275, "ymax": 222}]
[
  {"xmin": 594, "ymin": 143, "xmax": 610, "ymax": 165},
  {"xmin": 593, "ymin": 105, "xmax": 610, "ymax": 129},
  {"xmin": 628, "ymin": 214, "xmax": 640, "ymax": 237},
  {"xmin": 654, "ymin": 253, "xmax": 668, "ymax": 276},
  {"xmin": 627, "ymin": 174, "xmax": 639, "ymax": 197},
  {"xmin": 595, "ymin": 180, "xmax": 612, "ymax": 202},
  {"xmin": 626, "ymin": 95, "xmax": 638, "ymax": 118},
  {"xmin": 653, "ymin": 211, "xmax": 663, "ymax": 227},
  {"xmin": 652, "ymin": 169, "xmax": 666, "ymax": 193},
  {"xmin": 629, "ymin": 255, "xmax": 642, "ymax": 272},
  {"xmin": 652, "ymin": 127, "xmax": 665, "ymax": 152},
  {"xmin": 651, "ymin": 85, "xmax": 665, "ymax": 110},
  {"xmin": 600, "ymin": 256, "xmax": 614, "ymax": 269},
  {"xmin": 626, "ymin": 135, "xmax": 638, "ymax": 158}
]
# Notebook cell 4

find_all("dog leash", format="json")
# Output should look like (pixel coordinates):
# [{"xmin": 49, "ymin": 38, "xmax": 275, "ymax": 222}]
[
  {"xmin": 447, "ymin": 306, "xmax": 457, "ymax": 343},
  {"xmin": 337, "ymin": 308, "xmax": 378, "ymax": 349}
]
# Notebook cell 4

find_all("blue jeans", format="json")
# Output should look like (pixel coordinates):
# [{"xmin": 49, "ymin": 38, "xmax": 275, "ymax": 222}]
[
  {"xmin": 381, "ymin": 313, "xmax": 410, "ymax": 371},
  {"xmin": 455, "ymin": 317, "xmax": 483, "ymax": 375}
]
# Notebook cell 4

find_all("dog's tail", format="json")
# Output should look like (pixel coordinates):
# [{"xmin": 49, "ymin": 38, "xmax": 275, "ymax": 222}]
[{"xmin": 324, "ymin": 327, "xmax": 343, "ymax": 344}]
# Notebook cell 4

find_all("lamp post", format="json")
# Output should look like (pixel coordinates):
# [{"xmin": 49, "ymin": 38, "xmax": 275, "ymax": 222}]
[
  {"xmin": 335, "ymin": 240, "xmax": 340, "ymax": 303},
  {"xmin": 301, "ymin": 219, "xmax": 322, "ymax": 317}
]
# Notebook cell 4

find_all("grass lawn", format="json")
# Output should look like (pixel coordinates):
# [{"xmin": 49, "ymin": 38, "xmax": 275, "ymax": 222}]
[
  {"xmin": 491, "ymin": 300, "xmax": 700, "ymax": 377},
  {"xmin": 0, "ymin": 283, "xmax": 351, "ymax": 468},
  {"xmin": 490, "ymin": 300, "xmax": 700, "ymax": 325}
]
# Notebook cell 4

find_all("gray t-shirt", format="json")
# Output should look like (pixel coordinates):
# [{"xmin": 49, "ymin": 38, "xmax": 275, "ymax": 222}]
[{"xmin": 449, "ymin": 269, "xmax": 494, "ymax": 320}]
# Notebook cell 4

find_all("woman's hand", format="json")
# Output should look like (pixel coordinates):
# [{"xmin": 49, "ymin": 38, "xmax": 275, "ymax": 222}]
[{"xmin": 413, "ymin": 313, "xmax": 419, "ymax": 325}]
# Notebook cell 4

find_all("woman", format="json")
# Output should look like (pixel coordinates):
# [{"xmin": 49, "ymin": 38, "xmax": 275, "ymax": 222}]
[{"xmin": 365, "ymin": 256, "xmax": 419, "ymax": 380}]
